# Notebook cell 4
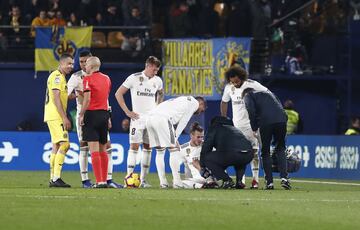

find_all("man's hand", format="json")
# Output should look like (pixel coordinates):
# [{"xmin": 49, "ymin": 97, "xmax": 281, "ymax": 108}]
[
  {"xmin": 175, "ymin": 140, "xmax": 180, "ymax": 150},
  {"xmin": 79, "ymin": 115, "xmax": 84, "ymax": 126},
  {"xmin": 200, "ymin": 167, "xmax": 212, "ymax": 179},
  {"xmin": 126, "ymin": 111, "xmax": 139, "ymax": 120},
  {"xmin": 108, "ymin": 119, "xmax": 112, "ymax": 129},
  {"xmin": 63, "ymin": 117, "xmax": 72, "ymax": 130}
]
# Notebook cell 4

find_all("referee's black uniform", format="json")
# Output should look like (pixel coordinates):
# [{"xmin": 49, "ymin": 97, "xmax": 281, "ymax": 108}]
[
  {"xmin": 200, "ymin": 116, "xmax": 253, "ymax": 188},
  {"xmin": 243, "ymin": 89, "xmax": 289, "ymax": 188}
]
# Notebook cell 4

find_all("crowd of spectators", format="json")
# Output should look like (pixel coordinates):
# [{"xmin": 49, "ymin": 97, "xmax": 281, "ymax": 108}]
[
  {"xmin": 0, "ymin": 0, "xmax": 354, "ymax": 51},
  {"xmin": 0, "ymin": 0, "xmax": 150, "ymax": 49}
]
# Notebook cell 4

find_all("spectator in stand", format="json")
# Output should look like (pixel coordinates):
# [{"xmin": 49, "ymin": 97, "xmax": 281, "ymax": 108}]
[
  {"xmin": 7, "ymin": 5, "xmax": 27, "ymax": 47},
  {"xmin": 53, "ymin": 11, "xmax": 66, "ymax": 26},
  {"xmin": 122, "ymin": 0, "xmax": 149, "ymax": 23},
  {"xmin": 23, "ymin": 0, "xmax": 46, "ymax": 24},
  {"xmin": 47, "ymin": 9, "xmax": 56, "ymax": 25},
  {"xmin": 48, "ymin": 0, "xmax": 61, "ymax": 12},
  {"xmin": 351, "ymin": 0, "xmax": 360, "ymax": 20},
  {"xmin": 31, "ymin": 10, "xmax": 49, "ymax": 37},
  {"xmin": 283, "ymin": 99, "xmax": 303, "ymax": 135},
  {"xmin": 104, "ymin": 4, "xmax": 122, "ymax": 26},
  {"xmin": 168, "ymin": 1, "xmax": 192, "ymax": 38},
  {"xmin": 122, "ymin": 6, "xmax": 145, "ymax": 51},
  {"xmin": 91, "ymin": 12, "xmax": 105, "ymax": 26},
  {"xmin": 345, "ymin": 117, "xmax": 360, "ymax": 135},
  {"xmin": 67, "ymin": 12, "xmax": 83, "ymax": 26}
]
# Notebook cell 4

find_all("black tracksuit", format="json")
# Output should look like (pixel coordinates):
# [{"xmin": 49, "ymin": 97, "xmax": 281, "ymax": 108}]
[
  {"xmin": 244, "ymin": 90, "xmax": 288, "ymax": 183},
  {"xmin": 200, "ymin": 116, "xmax": 253, "ymax": 182}
]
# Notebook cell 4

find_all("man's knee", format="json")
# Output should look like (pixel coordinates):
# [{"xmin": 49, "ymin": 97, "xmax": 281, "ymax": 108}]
[
  {"xmin": 130, "ymin": 143, "xmax": 140, "ymax": 151},
  {"xmin": 59, "ymin": 141, "xmax": 70, "ymax": 153}
]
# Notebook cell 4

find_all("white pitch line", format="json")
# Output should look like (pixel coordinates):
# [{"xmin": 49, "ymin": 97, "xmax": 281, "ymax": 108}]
[
  {"xmin": 237, "ymin": 177, "xmax": 360, "ymax": 186},
  {"xmin": 0, "ymin": 194, "xmax": 360, "ymax": 203},
  {"xmin": 281, "ymin": 179, "xmax": 360, "ymax": 186}
]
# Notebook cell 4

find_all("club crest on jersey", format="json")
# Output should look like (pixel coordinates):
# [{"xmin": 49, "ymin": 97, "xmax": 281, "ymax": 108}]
[
  {"xmin": 231, "ymin": 86, "xmax": 235, "ymax": 94},
  {"xmin": 153, "ymin": 83, "xmax": 156, "ymax": 88},
  {"xmin": 139, "ymin": 76, "xmax": 144, "ymax": 85},
  {"xmin": 186, "ymin": 148, "xmax": 191, "ymax": 156}
]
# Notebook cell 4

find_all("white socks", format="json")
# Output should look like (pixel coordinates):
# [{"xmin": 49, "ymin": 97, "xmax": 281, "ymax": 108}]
[
  {"xmin": 140, "ymin": 149, "xmax": 152, "ymax": 182},
  {"xmin": 251, "ymin": 150, "xmax": 260, "ymax": 182},
  {"xmin": 169, "ymin": 150, "xmax": 182, "ymax": 186},
  {"xmin": 155, "ymin": 148, "xmax": 168, "ymax": 185},
  {"xmin": 79, "ymin": 146, "xmax": 89, "ymax": 181},
  {"xmin": 107, "ymin": 148, "xmax": 113, "ymax": 181},
  {"xmin": 127, "ymin": 149, "xmax": 138, "ymax": 175}
]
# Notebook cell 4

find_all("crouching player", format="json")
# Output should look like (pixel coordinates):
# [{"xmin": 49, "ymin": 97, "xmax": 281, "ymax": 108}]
[{"xmin": 169, "ymin": 122, "xmax": 209, "ymax": 189}]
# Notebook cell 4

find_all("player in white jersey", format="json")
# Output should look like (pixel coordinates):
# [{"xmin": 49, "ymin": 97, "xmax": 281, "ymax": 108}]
[
  {"xmin": 170, "ymin": 122, "xmax": 208, "ymax": 189},
  {"xmin": 220, "ymin": 65, "xmax": 268, "ymax": 189},
  {"xmin": 146, "ymin": 96, "xmax": 206, "ymax": 187},
  {"xmin": 115, "ymin": 56, "xmax": 164, "ymax": 188},
  {"xmin": 68, "ymin": 50, "xmax": 122, "ymax": 188}
]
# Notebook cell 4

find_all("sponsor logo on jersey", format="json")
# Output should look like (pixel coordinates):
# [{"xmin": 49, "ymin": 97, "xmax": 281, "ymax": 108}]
[{"xmin": 54, "ymin": 77, "xmax": 61, "ymax": 84}]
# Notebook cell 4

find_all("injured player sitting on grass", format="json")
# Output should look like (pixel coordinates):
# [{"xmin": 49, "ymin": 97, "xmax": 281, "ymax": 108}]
[{"xmin": 170, "ymin": 122, "xmax": 215, "ymax": 188}]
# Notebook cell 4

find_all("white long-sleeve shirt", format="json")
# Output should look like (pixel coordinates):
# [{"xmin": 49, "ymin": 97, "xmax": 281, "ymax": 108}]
[
  {"xmin": 222, "ymin": 79, "xmax": 268, "ymax": 128},
  {"xmin": 149, "ymin": 96, "xmax": 199, "ymax": 138}
]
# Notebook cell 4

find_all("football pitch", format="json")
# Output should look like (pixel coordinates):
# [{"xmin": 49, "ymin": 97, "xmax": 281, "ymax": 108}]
[{"xmin": 1, "ymin": 171, "xmax": 359, "ymax": 230}]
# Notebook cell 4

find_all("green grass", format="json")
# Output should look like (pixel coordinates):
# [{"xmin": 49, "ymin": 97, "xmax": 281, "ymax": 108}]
[{"xmin": 1, "ymin": 171, "xmax": 360, "ymax": 230}]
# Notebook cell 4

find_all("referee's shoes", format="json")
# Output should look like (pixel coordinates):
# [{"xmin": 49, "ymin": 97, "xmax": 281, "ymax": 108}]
[
  {"xmin": 107, "ymin": 179, "xmax": 124, "ymax": 189},
  {"xmin": 49, "ymin": 178, "xmax": 71, "ymax": 188}
]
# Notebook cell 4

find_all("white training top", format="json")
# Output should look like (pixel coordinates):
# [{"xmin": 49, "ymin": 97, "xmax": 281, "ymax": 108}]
[
  {"xmin": 122, "ymin": 71, "xmax": 163, "ymax": 115},
  {"xmin": 222, "ymin": 79, "xmax": 268, "ymax": 128},
  {"xmin": 149, "ymin": 96, "xmax": 199, "ymax": 138},
  {"xmin": 67, "ymin": 70, "xmax": 86, "ymax": 113}
]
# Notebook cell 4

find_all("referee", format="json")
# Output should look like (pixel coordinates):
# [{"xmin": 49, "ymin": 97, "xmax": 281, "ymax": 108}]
[{"xmin": 79, "ymin": 56, "xmax": 112, "ymax": 188}]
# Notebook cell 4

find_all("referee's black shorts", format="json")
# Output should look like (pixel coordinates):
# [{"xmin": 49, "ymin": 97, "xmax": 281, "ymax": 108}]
[{"xmin": 82, "ymin": 110, "xmax": 110, "ymax": 144}]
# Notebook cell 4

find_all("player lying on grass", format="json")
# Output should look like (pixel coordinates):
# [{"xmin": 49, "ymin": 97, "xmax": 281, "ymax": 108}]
[{"xmin": 169, "ymin": 122, "xmax": 211, "ymax": 189}]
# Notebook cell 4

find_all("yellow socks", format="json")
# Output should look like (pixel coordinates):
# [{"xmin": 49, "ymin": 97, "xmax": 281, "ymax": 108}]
[
  {"xmin": 50, "ymin": 153, "xmax": 56, "ymax": 181},
  {"xmin": 53, "ymin": 153, "xmax": 65, "ymax": 181}
]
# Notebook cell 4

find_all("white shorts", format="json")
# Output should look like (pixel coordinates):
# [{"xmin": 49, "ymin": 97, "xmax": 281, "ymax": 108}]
[
  {"xmin": 129, "ymin": 117, "xmax": 149, "ymax": 144},
  {"xmin": 237, "ymin": 125, "xmax": 260, "ymax": 150},
  {"xmin": 76, "ymin": 113, "xmax": 110, "ymax": 143},
  {"xmin": 146, "ymin": 115, "xmax": 176, "ymax": 148}
]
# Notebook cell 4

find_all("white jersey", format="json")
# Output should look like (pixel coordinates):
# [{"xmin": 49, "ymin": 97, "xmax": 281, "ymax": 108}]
[
  {"xmin": 67, "ymin": 70, "xmax": 86, "ymax": 113},
  {"xmin": 179, "ymin": 141, "xmax": 202, "ymax": 179},
  {"xmin": 180, "ymin": 141, "xmax": 201, "ymax": 164},
  {"xmin": 148, "ymin": 96, "xmax": 199, "ymax": 138},
  {"xmin": 122, "ymin": 71, "xmax": 163, "ymax": 116},
  {"xmin": 222, "ymin": 79, "xmax": 268, "ymax": 128}
]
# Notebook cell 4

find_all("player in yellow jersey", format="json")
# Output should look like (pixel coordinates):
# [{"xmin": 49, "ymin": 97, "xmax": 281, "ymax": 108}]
[{"xmin": 44, "ymin": 53, "xmax": 74, "ymax": 187}]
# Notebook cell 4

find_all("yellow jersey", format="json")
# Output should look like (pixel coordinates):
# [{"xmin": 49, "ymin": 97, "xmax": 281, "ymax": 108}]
[{"xmin": 44, "ymin": 70, "xmax": 68, "ymax": 122}]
